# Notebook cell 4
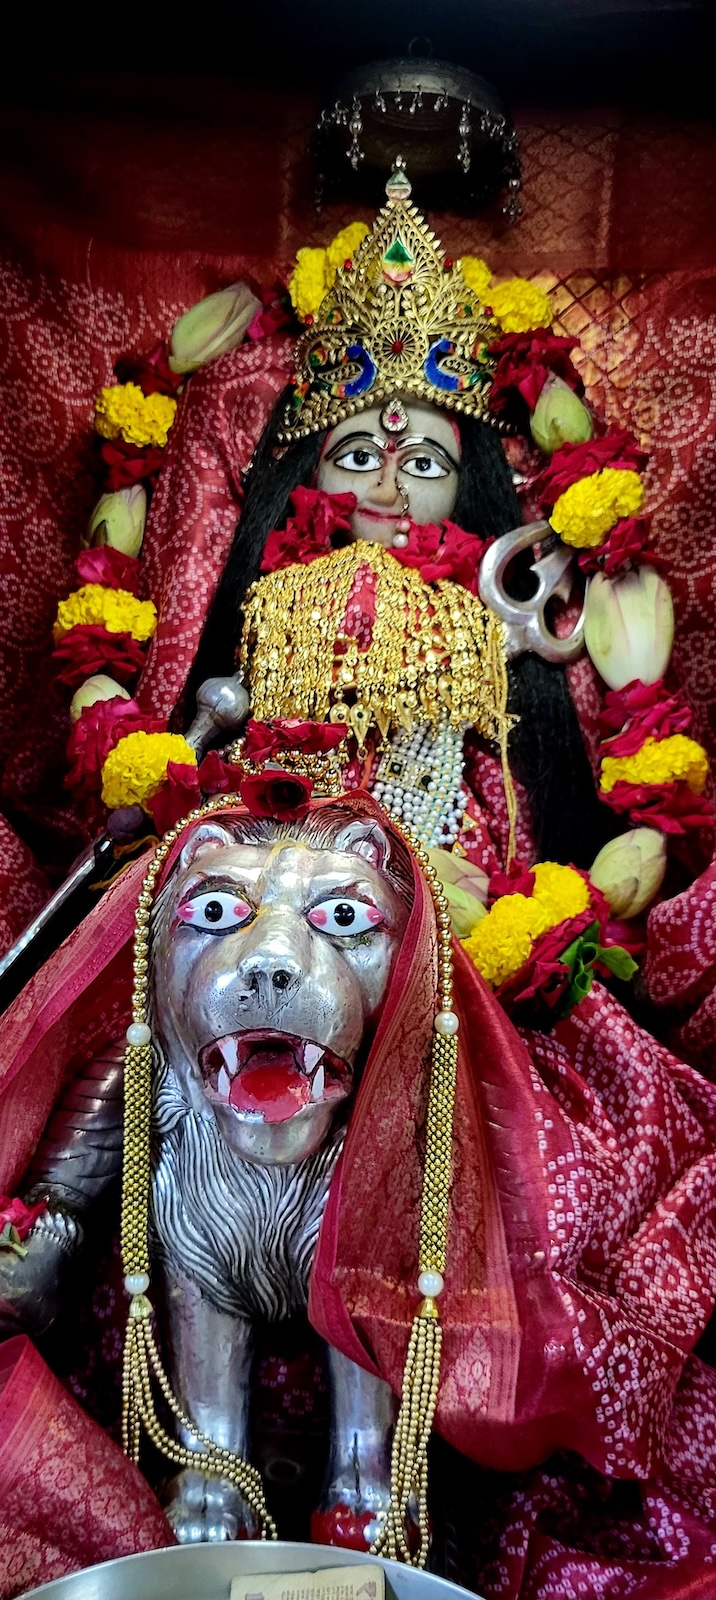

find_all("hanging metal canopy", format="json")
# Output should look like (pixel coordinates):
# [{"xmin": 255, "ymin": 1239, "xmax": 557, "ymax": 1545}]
[{"xmin": 313, "ymin": 50, "xmax": 521, "ymax": 218}]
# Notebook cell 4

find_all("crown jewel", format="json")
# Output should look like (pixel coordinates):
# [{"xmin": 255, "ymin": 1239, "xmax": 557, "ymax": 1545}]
[{"xmin": 280, "ymin": 164, "xmax": 498, "ymax": 441}]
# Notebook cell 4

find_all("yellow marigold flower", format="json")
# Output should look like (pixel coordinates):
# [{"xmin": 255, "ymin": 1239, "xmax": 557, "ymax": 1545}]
[
  {"xmin": 601, "ymin": 735, "xmax": 709, "ymax": 796},
  {"xmin": 550, "ymin": 468, "xmax": 645, "ymax": 549},
  {"xmin": 462, "ymin": 893, "xmax": 549, "ymax": 989},
  {"xmin": 531, "ymin": 861, "xmax": 591, "ymax": 926},
  {"xmin": 288, "ymin": 247, "xmax": 330, "ymax": 322},
  {"xmin": 326, "ymin": 222, "xmax": 370, "ymax": 275},
  {"xmin": 95, "ymin": 383, "xmax": 177, "ymax": 450},
  {"xmin": 101, "ymin": 731, "xmax": 197, "ymax": 811},
  {"xmin": 53, "ymin": 584, "xmax": 157, "ymax": 645},
  {"xmin": 460, "ymin": 256, "xmax": 493, "ymax": 302},
  {"xmin": 489, "ymin": 278, "xmax": 554, "ymax": 334}
]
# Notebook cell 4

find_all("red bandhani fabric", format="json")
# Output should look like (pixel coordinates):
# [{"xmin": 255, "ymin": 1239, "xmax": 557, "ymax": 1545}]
[{"xmin": 0, "ymin": 1336, "xmax": 173, "ymax": 1599}]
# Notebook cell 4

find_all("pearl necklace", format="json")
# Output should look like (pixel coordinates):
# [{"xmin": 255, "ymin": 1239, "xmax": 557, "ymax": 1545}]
[{"xmin": 370, "ymin": 717, "xmax": 467, "ymax": 848}]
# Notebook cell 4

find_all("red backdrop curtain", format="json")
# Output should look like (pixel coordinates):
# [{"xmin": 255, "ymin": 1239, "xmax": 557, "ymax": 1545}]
[{"xmin": 2, "ymin": 78, "xmax": 716, "ymax": 948}]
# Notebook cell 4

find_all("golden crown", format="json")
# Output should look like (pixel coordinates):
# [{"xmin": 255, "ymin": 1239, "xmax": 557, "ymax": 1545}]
[{"xmin": 280, "ymin": 163, "xmax": 498, "ymax": 442}]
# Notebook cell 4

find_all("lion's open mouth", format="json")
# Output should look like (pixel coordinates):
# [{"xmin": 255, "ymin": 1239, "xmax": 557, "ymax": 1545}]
[{"xmin": 198, "ymin": 1030, "xmax": 352, "ymax": 1124}]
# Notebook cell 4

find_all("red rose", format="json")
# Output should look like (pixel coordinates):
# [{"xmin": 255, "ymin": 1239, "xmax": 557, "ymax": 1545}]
[
  {"xmin": 598, "ymin": 679, "xmax": 667, "ymax": 735},
  {"xmin": 197, "ymin": 751, "xmax": 241, "ymax": 795},
  {"xmin": 100, "ymin": 437, "xmax": 166, "ymax": 490},
  {"xmin": 75, "ymin": 546, "xmax": 142, "ymax": 594},
  {"xmin": 497, "ymin": 910, "xmax": 596, "ymax": 1011},
  {"xmin": 391, "ymin": 520, "xmax": 485, "ymax": 593},
  {"xmin": 602, "ymin": 779, "xmax": 715, "ymax": 835},
  {"xmin": 114, "ymin": 341, "xmax": 184, "ymax": 397},
  {"xmin": 52, "ymin": 625, "xmax": 148, "ymax": 690},
  {"xmin": 261, "ymin": 488, "xmax": 356, "ymax": 574},
  {"xmin": 147, "ymin": 761, "xmax": 202, "ymax": 834},
  {"xmin": 0, "ymin": 1193, "xmax": 47, "ymax": 1243},
  {"xmin": 533, "ymin": 430, "xmax": 648, "ymax": 509},
  {"xmin": 489, "ymin": 329, "xmax": 582, "ymax": 416},
  {"xmin": 577, "ymin": 517, "xmax": 667, "ymax": 577},
  {"xmin": 246, "ymin": 284, "xmax": 294, "ymax": 341},
  {"xmin": 239, "ymin": 771, "xmax": 313, "ymax": 820},
  {"xmin": 605, "ymin": 916, "xmax": 647, "ymax": 962},
  {"xmin": 602, "ymin": 694, "xmax": 692, "ymax": 759},
  {"xmin": 488, "ymin": 859, "xmax": 536, "ymax": 902},
  {"xmin": 243, "ymin": 718, "xmax": 347, "ymax": 764},
  {"xmin": 66, "ymin": 698, "xmax": 165, "ymax": 793}
]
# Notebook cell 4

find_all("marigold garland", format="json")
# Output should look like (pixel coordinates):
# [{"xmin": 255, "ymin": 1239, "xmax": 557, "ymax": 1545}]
[
  {"xmin": 462, "ymin": 861, "xmax": 590, "ymax": 990},
  {"xmin": 600, "ymin": 734, "xmax": 709, "ymax": 796},
  {"xmin": 462, "ymin": 893, "xmax": 548, "ymax": 989},
  {"xmin": 550, "ymin": 468, "xmax": 645, "ymax": 548},
  {"xmin": 100, "ymin": 731, "xmax": 197, "ymax": 811},
  {"xmin": 460, "ymin": 256, "xmax": 493, "ymax": 301},
  {"xmin": 95, "ymin": 383, "xmax": 177, "ymax": 450},
  {"xmin": 289, "ymin": 223, "xmax": 370, "ymax": 324},
  {"xmin": 325, "ymin": 221, "xmax": 370, "ymax": 275},
  {"xmin": 489, "ymin": 278, "xmax": 554, "ymax": 335},
  {"xmin": 53, "ymin": 584, "xmax": 157, "ymax": 645},
  {"xmin": 530, "ymin": 862, "xmax": 591, "ymax": 924}
]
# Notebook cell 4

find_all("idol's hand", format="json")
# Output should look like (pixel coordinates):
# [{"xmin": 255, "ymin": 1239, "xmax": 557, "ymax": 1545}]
[{"xmin": 0, "ymin": 1213, "xmax": 80, "ymax": 1339}]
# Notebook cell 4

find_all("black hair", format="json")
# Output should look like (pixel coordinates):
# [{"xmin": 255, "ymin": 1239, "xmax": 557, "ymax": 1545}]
[{"xmin": 187, "ymin": 390, "xmax": 615, "ymax": 868}]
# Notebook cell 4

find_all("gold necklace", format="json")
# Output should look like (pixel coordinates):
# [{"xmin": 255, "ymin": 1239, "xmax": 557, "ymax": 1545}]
[
  {"xmin": 240, "ymin": 542, "xmax": 518, "ymax": 862},
  {"xmin": 241, "ymin": 541, "xmax": 510, "ymax": 743}
]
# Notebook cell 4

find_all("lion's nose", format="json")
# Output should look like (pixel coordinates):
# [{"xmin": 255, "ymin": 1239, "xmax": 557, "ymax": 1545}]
[{"xmin": 237, "ymin": 950, "xmax": 302, "ymax": 1003}]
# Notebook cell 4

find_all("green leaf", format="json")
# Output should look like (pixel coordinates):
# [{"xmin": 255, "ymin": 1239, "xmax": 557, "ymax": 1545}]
[
  {"xmin": 597, "ymin": 944, "xmax": 638, "ymax": 982},
  {"xmin": 0, "ymin": 1222, "xmax": 28, "ymax": 1258}
]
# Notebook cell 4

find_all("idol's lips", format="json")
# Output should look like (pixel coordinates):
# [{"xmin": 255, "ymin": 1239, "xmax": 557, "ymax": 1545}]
[
  {"xmin": 198, "ymin": 1030, "xmax": 352, "ymax": 1124},
  {"xmin": 358, "ymin": 507, "xmax": 402, "ymax": 522}
]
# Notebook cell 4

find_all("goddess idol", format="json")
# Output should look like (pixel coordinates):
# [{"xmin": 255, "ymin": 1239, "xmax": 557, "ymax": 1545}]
[{"xmin": 2, "ymin": 167, "xmax": 716, "ymax": 1600}]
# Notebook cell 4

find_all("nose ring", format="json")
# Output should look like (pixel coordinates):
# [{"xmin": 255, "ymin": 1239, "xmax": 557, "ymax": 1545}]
[{"xmin": 393, "ymin": 485, "xmax": 411, "ymax": 547}]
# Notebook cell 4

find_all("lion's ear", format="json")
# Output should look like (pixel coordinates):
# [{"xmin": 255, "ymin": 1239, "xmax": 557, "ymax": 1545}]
[
  {"xmin": 178, "ymin": 822, "xmax": 239, "ymax": 872},
  {"xmin": 333, "ymin": 818, "xmax": 391, "ymax": 873}
]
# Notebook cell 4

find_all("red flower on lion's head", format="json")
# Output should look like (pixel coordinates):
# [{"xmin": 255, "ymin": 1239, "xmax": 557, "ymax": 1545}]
[
  {"xmin": 239, "ymin": 771, "xmax": 313, "ymax": 821},
  {"xmin": 242, "ymin": 719, "xmax": 347, "ymax": 764}
]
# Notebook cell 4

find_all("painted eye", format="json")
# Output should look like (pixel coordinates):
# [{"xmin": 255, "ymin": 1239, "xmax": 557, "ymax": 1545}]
[
  {"xmin": 334, "ymin": 446, "xmax": 382, "ymax": 472},
  {"xmin": 177, "ymin": 891, "xmax": 253, "ymax": 934},
  {"xmin": 401, "ymin": 454, "xmax": 448, "ymax": 479},
  {"xmin": 307, "ymin": 898, "xmax": 385, "ymax": 936}
]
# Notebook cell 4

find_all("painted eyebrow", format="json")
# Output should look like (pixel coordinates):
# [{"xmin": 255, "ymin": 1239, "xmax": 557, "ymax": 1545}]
[
  {"xmin": 182, "ymin": 875, "xmax": 255, "ymax": 899},
  {"xmin": 305, "ymin": 879, "xmax": 380, "ymax": 910},
  {"xmin": 323, "ymin": 432, "xmax": 383, "ymax": 461},
  {"xmin": 325, "ymin": 432, "xmax": 459, "ymax": 471}
]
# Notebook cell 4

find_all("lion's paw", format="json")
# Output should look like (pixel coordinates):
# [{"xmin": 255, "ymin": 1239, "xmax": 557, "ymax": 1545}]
[{"xmin": 163, "ymin": 1468, "xmax": 258, "ymax": 1543}]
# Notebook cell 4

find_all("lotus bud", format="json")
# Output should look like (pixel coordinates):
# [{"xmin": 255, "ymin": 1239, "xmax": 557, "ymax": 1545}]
[
  {"xmin": 584, "ymin": 566, "xmax": 674, "ymax": 691},
  {"xmin": 529, "ymin": 376, "xmax": 594, "ymax": 454},
  {"xmin": 86, "ymin": 486, "xmax": 146, "ymax": 557},
  {"xmin": 168, "ymin": 283, "xmax": 261, "ymax": 375},
  {"xmin": 590, "ymin": 827, "xmax": 667, "ymax": 918},
  {"xmin": 69, "ymin": 674, "xmax": 131, "ymax": 722},
  {"xmin": 426, "ymin": 847, "xmax": 489, "ymax": 939}
]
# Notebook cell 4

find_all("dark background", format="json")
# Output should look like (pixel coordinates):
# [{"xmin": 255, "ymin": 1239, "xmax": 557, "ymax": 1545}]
[{"xmin": 2, "ymin": 0, "xmax": 713, "ymax": 112}]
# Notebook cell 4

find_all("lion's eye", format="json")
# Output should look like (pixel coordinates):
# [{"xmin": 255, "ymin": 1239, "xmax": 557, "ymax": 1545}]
[
  {"xmin": 177, "ymin": 891, "xmax": 253, "ymax": 933},
  {"xmin": 307, "ymin": 898, "xmax": 384, "ymax": 936}
]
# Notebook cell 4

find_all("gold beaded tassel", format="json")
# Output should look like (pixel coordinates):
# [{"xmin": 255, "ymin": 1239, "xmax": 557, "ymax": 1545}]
[
  {"xmin": 372, "ymin": 831, "xmax": 459, "ymax": 1568},
  {"xmin": 120, "ymin": 800, "xmax": 277, "ymax": 1540}
]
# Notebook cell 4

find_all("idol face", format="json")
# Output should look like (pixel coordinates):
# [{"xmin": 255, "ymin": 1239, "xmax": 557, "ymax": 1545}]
[{"xmin": 317, "ymin": 400, "xmax": 461, "ymax": 545}]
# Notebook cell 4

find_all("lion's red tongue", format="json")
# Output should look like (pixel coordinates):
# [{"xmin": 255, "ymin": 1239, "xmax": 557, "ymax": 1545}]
[{"xmin": 229, "ymin": 1045, "xmax": 311, "ymax": 1123}]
